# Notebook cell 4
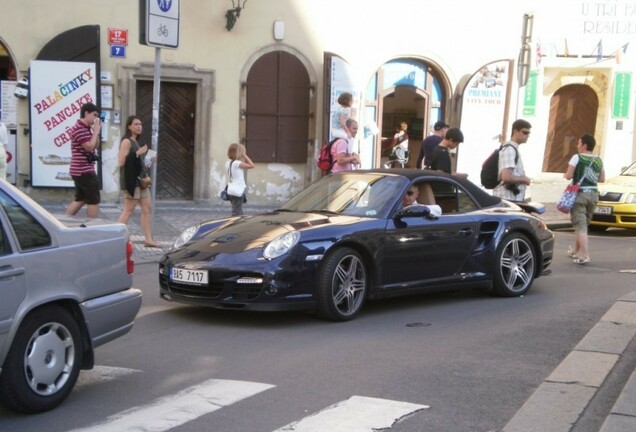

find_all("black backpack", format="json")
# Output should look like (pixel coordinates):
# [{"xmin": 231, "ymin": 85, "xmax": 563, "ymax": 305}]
[{"xmin": 480, "ymin": 144, "xmax": 518, "ymax": 189}]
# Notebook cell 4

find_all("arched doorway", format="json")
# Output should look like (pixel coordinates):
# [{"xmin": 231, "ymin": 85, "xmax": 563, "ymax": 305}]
[
  {"xmin": 0, "ymin": 41, "xmax": 17, "ymax": 81},
  {"xmin": 0, "ymin": 39, "xmax": 17, "ymax": 184},
  {"xmin": 367, "ymin": 59, "xmax": 449, "ymax": 168},
  {"xmin": 543, "ymin": 84, "xmax": 598, "ymax": 172},
  {"xmin": 379, "ymin": 85, "xmax": 426, "ymax": 167}
]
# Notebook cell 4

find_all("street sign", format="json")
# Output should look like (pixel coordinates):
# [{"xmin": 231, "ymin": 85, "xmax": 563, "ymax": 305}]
[
  {"xmin": 108, "ymin": 28, "xmax": 129, "ymax": 46},
  {"xmin": 612, "ymin": 72, "xmax": 632, "ymax": 119},
  {"xmin": 139, "ymin": 0, "xmax": 180, "ymax": 49},
  {"xmin": 110, "ymin": 45, "xmax": 127, "ymax": 58}
]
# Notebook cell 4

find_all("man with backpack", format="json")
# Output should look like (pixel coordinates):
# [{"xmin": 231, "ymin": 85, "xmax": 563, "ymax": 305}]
[
  {"xmin": 493, "ymin": 119, "xmax": 533, "ymax": 202},
  {"xmin": 331, "ymin": 119, "xmax": 361, "ymax": 172}
]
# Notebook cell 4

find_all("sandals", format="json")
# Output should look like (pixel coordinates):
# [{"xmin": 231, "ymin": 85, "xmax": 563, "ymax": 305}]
[
  {"xmin": 568, "ymin": 247, "xmax": 590, "ymax": 264},
  {"xmin": 574, "ymin": 256, "xmax": 591, "ymax": 265}
]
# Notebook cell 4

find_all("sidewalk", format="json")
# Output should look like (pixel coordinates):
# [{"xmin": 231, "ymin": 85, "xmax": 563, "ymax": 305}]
[
  {"xmin": 42, "ymin": 201, "xmax": 275, "ymax": 263},
  {"xmin": 503, "ymin": 291, "xmax": 636, "ymax": 432},
  {"xmin": 41, "ymin": 200, "xmax": 636, "ymax": 431}
]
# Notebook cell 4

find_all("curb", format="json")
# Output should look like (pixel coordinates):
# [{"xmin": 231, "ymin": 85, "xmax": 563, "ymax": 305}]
[{"xmin": 502, "ymin": 292, "xmax": 636, "ymax": 432}]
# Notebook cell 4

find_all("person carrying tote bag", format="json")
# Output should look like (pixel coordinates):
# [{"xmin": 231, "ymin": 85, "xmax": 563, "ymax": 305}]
[
  {"xmin": 225, "ymin": 143, "xmax": 254, "ymax": 216},
  {"xmin": 562, "ymin": 134, "xmax": 605, "ymax": 265}
]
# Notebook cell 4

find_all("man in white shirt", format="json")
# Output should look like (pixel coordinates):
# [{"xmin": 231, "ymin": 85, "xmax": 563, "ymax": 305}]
[{"xmin": 493, "ymin": 119, "xmax": 532, "ymax": 202}]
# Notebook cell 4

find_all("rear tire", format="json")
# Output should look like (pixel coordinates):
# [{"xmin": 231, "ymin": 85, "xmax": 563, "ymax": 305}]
[
  {"xmin": 492, "ymin": 233, "xmax": 536, "ymax": 297},
  {"xmin": 316, "ymin": 248, "xmax": 367, "ymax": 321},
  {"xmin": 0, "ymin": 305, "xmax": 83, "ymax": 413}
]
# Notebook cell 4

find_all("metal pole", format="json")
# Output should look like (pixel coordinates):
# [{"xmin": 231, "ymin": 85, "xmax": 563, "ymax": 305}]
[{"xmin": 150, "ymin": 47, "xmax": 161, "ymax": 231}]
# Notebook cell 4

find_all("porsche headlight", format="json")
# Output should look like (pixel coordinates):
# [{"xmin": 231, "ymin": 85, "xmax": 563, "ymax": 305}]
[
  {"xmin": 173, "ymin": 225, "xmax": 199, "ymax": 249},
  {"xmin": 626, "ymin": 193, "xmax": 636, "ymax": 204},
  {"xmin": 263, "ymin": 231, "xmax": 300, "ymax": 259}
]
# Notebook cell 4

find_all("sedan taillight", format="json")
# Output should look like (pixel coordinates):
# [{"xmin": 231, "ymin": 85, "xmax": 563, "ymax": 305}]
[{"xmin": 126, "ymin": 241, "xmax": 134, "ymax": 274}]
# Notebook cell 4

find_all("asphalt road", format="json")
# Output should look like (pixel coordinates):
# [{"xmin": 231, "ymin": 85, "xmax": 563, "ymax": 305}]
[{"xmin": 1, "ymin": 229, "xmax": 635, "ymax": 431}]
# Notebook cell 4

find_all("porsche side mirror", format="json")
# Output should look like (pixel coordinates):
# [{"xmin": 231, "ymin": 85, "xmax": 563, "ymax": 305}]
[{"xmin": 396, "ymin": 204, "xmax": 438, "ymax": 220}]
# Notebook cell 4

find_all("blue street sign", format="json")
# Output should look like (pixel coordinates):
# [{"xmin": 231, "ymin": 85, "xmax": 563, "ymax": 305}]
[{"xmin": 110, "ymin": 45, "xmax": 127, "ymax": 58}]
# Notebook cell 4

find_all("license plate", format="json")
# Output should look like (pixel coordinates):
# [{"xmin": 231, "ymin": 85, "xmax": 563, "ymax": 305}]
[
  {"xmin": 594, "ymin": 206, "xmax": 612, "ymax": 215},
  {"xmin": 170, "ymin": 268, "xmax": 208, "ymax": 285}
]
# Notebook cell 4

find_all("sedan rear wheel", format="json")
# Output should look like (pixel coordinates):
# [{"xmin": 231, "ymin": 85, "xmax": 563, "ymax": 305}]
[
  {"xmin": 0, "ymin": 305, "xmax": 83, "ymax": 413},
  {"xmin": 317, "ymin": 247, "xmax": 367, "ymax": 321},
  {"xmin": 493, "ymin": 233, "xmax": 536, "ymax": 297}
]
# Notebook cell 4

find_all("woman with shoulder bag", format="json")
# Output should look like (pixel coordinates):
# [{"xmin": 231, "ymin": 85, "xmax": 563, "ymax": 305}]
[
  {"xmin": 563, "ymin": 134, "xmax": 605, "ymax": 264},
  {"xmin": 225, "ymin": 143, "xmax": 254, "ymax": 216},
  {"xmin": 117, "ymin": 115, "xmax": 161, "ymax": 248}
]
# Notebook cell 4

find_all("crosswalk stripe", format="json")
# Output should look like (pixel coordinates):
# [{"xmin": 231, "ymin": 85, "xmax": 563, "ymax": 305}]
[
  {"xmin": 272, "ymin": 395, "xmax": 429, "ymax": 432},
  {"xmin": 67, "ymin": 379, "xmax": 275, "ymax": 432}
]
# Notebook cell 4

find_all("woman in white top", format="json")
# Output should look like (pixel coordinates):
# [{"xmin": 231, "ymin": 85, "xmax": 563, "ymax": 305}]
[{"xmin": 225, "ymin": 143, "xmax": 254, "ymax": 216}]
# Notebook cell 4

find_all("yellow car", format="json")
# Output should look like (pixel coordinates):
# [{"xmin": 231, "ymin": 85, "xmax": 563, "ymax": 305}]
[{"xmin": 591, "ymin": 161, "xmax": 636, "ymax": 231}]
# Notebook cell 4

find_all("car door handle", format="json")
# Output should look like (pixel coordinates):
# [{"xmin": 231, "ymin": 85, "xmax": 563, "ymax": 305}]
[
  {"xmin": 458, "ymin": 228, "xmax": 473, "ymax": 237},
  {"xmin": 0, "ymin": 265, "xmax": 26, "ymax": 280}
]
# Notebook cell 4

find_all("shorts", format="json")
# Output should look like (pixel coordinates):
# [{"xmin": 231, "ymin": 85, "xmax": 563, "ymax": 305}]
[
  {"xmin": 71, "ymin": 173, "xmax": 100, "ymax": 205},
  {"xmin": 570, "ymin": 191, "xmax": 598, "ymax": 233},
  {"xmin": 123, "ymin": 186, "xmax": 151, "ymax": 200}
]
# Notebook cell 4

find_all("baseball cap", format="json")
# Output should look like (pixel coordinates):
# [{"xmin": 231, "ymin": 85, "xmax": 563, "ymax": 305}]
[{"xmin": 434, "ymin": 121, "xmax": 450, "ymax": 131}]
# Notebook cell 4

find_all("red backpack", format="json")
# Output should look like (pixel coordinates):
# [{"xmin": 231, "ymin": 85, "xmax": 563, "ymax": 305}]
[{"xmin": 316, "ymin": 138, "xmax": 340, "ymax": 172}]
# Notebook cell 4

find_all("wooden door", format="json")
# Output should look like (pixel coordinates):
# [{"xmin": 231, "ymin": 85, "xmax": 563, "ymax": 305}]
[
  {"xmin": 245, "ymin": 51, "xmax": 310, "ymax": 163},
  {"xmin": 543, "ymin": 84, "xmax": 598, "ymax": 172},
  {"xmin": 136, "ymin": 81, "xmax": 196, "ymax": 200}
]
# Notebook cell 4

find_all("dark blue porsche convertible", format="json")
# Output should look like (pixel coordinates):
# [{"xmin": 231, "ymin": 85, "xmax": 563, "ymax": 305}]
[{"xmin": 159, "ymin": 170, "xmax": 554, "ymax": 321}]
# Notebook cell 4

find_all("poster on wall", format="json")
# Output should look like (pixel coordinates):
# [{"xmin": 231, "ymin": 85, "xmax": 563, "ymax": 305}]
[
  {"xmin": 29, "ymin": 60, "xmax": 98, "ymax": 187},
  {"xmin": 456, "ymin": 60, "xmax": 512, "ymax": 186},
  {"xmin": 1, "ymin": 80, "xmax": 18, "ymax": 126},
  {"xmin": 327, "ymin": 56, "xmax": 369, "ymax": 167}
]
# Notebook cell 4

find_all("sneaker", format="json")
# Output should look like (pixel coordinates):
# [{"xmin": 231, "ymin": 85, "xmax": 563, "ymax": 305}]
[
  {"xmin": 574, "ymin": 256, "xmax": 590, "ymax": 265},
  {"xmin": 567, "ymin": 248, "xmax": 579, "ymax": 259}
]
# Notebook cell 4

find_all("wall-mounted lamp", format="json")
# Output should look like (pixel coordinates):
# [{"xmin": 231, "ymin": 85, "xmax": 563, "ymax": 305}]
[
  {"xmin": 273, "ymin": 21, "xmax": 285, "ymax": 41},
  {"xmin": 226, "ymin": 0, "xmax": 248, "ymax": 31}
]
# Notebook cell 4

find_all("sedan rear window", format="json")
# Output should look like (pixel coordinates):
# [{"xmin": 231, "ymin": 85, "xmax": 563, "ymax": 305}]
[{"xmin": 0, "ymin": 190, "xmax": 51, "ymax": 250}]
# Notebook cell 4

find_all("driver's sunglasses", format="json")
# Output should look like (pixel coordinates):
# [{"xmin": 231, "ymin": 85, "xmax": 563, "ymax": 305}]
[{"xmin": 406, "ymin": 190, "xmax": 415, "ymax": 196}]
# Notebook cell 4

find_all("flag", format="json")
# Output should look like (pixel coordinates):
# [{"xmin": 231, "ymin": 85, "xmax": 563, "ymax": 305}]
[
  {"xmin": 595, "ymin": 39, "xmax": 603, "ymax": 62},
  {"xmin": 536, "ymin": 40, "xmax": 544, "ymax": 66},
  {"xmin": 615, "ymin": 42, "xmax": 629, "ymax": 64}
]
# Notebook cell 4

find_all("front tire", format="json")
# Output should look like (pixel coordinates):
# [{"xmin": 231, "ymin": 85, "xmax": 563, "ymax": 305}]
[
  {"xmin": 0, "ymin": 305, "xmax": 83, "ymax": 413},
  {"xmin": 316, "ymin": 248, "xmax": 367, "ymax": 321},
  {"xmin": 492, "ymin": 233, "xmax": 536, "ymax": 297}
]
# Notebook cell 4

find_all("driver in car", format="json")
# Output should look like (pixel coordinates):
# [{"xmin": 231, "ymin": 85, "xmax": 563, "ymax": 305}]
[
  {"xmin": 402, "ymin": 185, "xmax": 419, "ymax": 208},
  {"xmin": 401, "ymin": 184, "xmax": 442, "ymax": 216}
]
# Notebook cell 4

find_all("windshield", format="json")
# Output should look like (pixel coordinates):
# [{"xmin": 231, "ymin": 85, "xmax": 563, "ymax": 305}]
[
  {"xmin": 621, "ymin": 161, "xmax": 636, "ymax": 176},
  {"xmin": 281, "ymin": 173, "xmax": 405, "ymax": 217}
]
